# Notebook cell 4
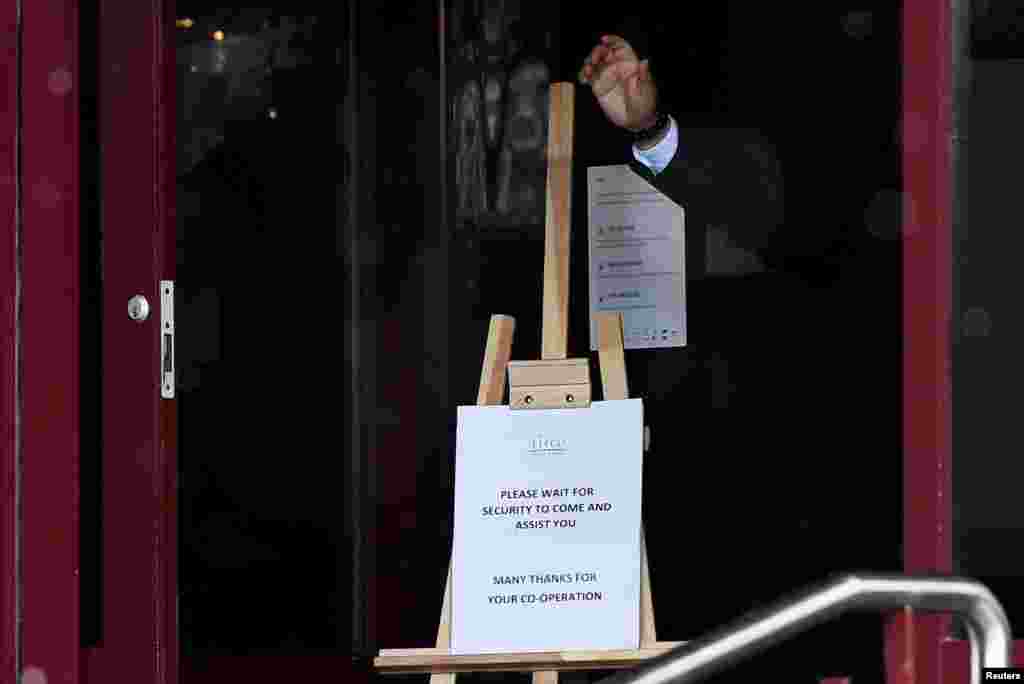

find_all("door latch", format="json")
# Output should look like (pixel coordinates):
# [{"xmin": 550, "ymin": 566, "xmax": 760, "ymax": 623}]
[{"xmin": 160, "ymin": 280, "xmax": 175, "ymax": 399}]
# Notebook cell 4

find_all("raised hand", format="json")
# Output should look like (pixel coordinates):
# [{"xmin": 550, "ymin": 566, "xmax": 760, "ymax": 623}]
[{"xmin": 578, "ymin": 35, "xmax": 658, "ymax": 132}]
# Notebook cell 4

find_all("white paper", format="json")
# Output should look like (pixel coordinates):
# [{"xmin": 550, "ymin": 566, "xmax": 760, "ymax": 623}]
[
  {"xmin": 451, "ymin": 400, "xmax": 644, "ymax": 654},
  {"xmin": 588, "ymin": 165, "xmax": 686, "ymax": 350}
]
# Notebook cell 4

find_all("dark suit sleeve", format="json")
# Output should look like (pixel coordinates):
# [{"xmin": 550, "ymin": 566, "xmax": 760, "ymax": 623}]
[{"xmin": 627, "ymin": 125, "xmax": 785, "ymax": 259}]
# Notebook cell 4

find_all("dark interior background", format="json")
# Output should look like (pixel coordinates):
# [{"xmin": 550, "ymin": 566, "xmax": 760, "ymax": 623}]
[
  {"xmin": 172, "ymin": 1, "xmax": 351, "ymax": 662},
  {"xmin": 71, "ymin": 0, "xmax": 1021, "ymax": 681},
  {"xmin": 176, "ymin": 1, "xmax": 907, "ymax": 683},
  {"xmin": 363, "ymin": 4, "xmax": 905, "ymax": 684},
  {"xmin": 951, "ymin": 0, "xmax": 1024, "ymax": 642}
]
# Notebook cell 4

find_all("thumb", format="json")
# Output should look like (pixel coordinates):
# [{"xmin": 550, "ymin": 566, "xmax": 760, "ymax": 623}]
[
  {"xmin": 630, "ymin": 59, "xmax": 650, "ymax": 98},
  {"xmin": 638, "ymin": 59, "xmax": 650, "ymax": 83}
]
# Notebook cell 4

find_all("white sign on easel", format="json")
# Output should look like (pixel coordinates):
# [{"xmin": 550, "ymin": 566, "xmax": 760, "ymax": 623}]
[{"xmin": 451, "ymin": 399, "xmax": 644, "ymax": 655}]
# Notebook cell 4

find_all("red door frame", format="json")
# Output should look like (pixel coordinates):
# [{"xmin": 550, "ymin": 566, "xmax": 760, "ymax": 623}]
[
  {"xmin": 0, "ymin": 0, "xmax": 177, "ymax": 681},
  {"xmin": 16, "ymin": 1, "xmax": 84, "ymax": 682},
  {"xmin": 81, "ymin": 0, "xmax": 178, "ymax": 682},
  {"xmin": 896, "ymin": 0, "xmax": 1024, "ymax": 681},
  {"xmin": 87, "ymin": 3, "xmax": 360, "ymax": 681},
  {"xmin": 0, "ymin": 0, "xmax": 175, "ymax": 681},
  {"xmin": 889, "ymin": 0, "xmax": 954, "ymax": 679},
  {"xmin": 2, "ymin": 0, "xmax": 1016, "ymax": 683},
  {"xmin": 0, "ymin": 0, "xmax": 18, "ymax": 681}
]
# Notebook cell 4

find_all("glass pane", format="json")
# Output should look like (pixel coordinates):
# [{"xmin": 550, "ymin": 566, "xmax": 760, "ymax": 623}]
[
  {"xmin": 175, "ymin": 5, "xmax": 355, "ymax": 657},
  {"xmin": 952, "ymin": 2, "xmax": 1024, "ymax": 636},
  {"xmin": 438, "ymin": 5, "xmax": 903, "ymax": 684}
]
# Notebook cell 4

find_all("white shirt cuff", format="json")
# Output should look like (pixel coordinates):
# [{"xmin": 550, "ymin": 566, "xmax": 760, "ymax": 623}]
[{"xmin": 631, "ymin": 115, "xmax": 679, "ymax": 176}]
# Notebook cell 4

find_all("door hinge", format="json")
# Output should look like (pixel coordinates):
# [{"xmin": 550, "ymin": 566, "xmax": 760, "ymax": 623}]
[{"xmin": 160, "ymin": 280, "xmax": 175, "ymax": 399}]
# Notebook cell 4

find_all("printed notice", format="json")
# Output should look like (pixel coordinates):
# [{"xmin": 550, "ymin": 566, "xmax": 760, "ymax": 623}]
[
  {"xmin": 451, "ymin": 400, "xmax": 644, "ymax": 654},
  {"xmin": 588, "ymin": 165, "xmax": 686, "ymax": 350}
]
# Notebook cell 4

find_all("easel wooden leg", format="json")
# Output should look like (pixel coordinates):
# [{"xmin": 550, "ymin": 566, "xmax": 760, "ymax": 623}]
[
  {"xmin": 432, "ymin": 314, "xmax": 516, "ymax": 684},
  {"xmin": 477, "ymin": 315, "xmax": 516, "ymax": 405},
  {"xmin": 598, "ymin": 312, "xmax": 658, "ymax": 647},
  {"xmin": 639, "ymin": 526, "xmax": 658, "ymax": 645},
  {"xmin": 596, "ymin": 312, "xmax": 628, "ymax": 401},
  {"xmin": 430, "ymin": 567, "xmax": 455, "ymax": 684},
  {"xmin": 542, "ymin": 83, "xmax": 574, "ymax": 361}
]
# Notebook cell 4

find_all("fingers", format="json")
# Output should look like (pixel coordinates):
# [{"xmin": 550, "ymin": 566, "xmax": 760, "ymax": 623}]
[
  {"xmin": 608, "ymin": 59, "xmax": 640, "ymax": 82},
  {"xmin": 601, "ymin": 34, "xmax": 627, "ymax": 47},
  {"xmin": 617, "ymin": 59, "xmax": 649, "ymax": 101},
  {"xmin": 587, "ymin": 37, "xmax": 616, "ymax": 70},
  {"xmin": 629, "ymin": 67, "xmax": 644, "ymax": 99},
  {"xmin": 600, "ymin": 36, "xmax": 636, "ymax": 62},
  {"xmin": 580, "ymin": 35, "xmax": 639, "ymax": 84},
  {"xmin": 593, "ymin": 60, "xmax": 641, "ymax": 97},
  {"xmin": 579, "ymin": 45, "xmax": 606, "ymax": 84},
  {"xmin": 587, "ymin": 44, "xmax": 611, "ymax": 69}
]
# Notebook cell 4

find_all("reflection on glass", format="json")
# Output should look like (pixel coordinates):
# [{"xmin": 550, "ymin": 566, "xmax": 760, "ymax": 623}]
[
  {"xmin": 176, "ymin": 7, "xmax": 349, "ymax": 654},
  {"xmin": 953, "ymin": 53, "xmax": 1024, "ymax": 636}
]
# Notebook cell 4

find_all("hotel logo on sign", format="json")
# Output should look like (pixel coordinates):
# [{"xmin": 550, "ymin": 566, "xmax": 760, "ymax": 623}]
[{"xmin": 528, "ymin": 435, "xmax": 567, "ymax": 455}]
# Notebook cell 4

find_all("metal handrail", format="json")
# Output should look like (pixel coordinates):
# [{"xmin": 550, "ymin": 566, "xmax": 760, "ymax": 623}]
[{"xmin": 597, "ymin": 574, "xmax": 1011, "ymax": 684}]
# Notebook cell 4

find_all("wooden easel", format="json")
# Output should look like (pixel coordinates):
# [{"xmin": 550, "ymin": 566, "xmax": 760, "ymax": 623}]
[{"xmin": 374, "ymin": 82, "xmax": 680, "ymax": 683}]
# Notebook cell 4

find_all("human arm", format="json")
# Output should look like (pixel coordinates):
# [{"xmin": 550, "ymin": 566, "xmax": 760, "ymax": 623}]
[
  {"xmin": 578, "ymin": 35, "xmax": 677, "ymax": 174},
  {"xmin": 580, "ymin": 35, "xmax": 783, "ymax": 258}
]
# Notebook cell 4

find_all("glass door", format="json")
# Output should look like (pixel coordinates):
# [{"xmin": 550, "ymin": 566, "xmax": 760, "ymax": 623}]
[
  {"xmin": 94, "ymin": 0, "xmax": 442, "ymax": 682},
  {"xmin": 90, "ymin": 0, "xmax": 360, "ymax": 681},
  {"xmin": 94, "ymin": 1, "xmax": 1003, "ymax": 684}
]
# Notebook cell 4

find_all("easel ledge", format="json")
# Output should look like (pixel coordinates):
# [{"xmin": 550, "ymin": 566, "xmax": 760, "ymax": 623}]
[{"xmin": 374, "ymin": 642, "xmax": 685, "ymax": 674}]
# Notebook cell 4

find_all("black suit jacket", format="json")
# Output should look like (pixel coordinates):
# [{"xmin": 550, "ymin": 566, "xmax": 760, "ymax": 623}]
[
  {"xmin": 620, "ymin": 125, "xmax": 786, "ymax": 360},
  {"xmin": 623, "ymin": 128, "xmax": 832, "ymax": 641},
  {"xmin": 626, "ymin": 125, "xmax": 785, "ymax": 282}
]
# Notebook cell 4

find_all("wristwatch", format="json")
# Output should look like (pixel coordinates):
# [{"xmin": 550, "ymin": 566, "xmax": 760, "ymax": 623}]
[{"xmin": 630, "ymin": 110, "xmax": 669, "ymax": 146}]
